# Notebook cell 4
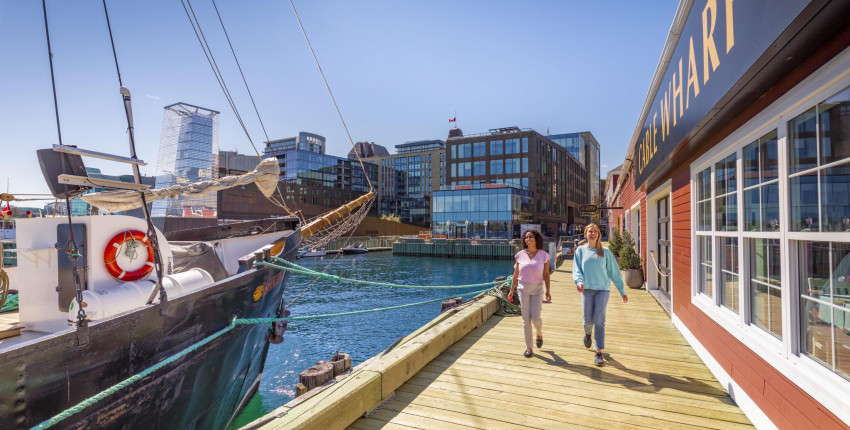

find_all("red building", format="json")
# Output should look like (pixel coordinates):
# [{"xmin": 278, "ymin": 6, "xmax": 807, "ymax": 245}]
[{"xmin": 611, "ymin": 1, "xmax": 850, "ymax": 428}]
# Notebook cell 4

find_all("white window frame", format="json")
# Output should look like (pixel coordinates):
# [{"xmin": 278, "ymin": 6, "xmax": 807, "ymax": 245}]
[{"xmin": 688, "ymin": 46, "xmax": 850, "ymax": 424}]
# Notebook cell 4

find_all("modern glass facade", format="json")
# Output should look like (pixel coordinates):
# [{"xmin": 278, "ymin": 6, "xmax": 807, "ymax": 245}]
[
  {"xmin": 152, "ymin": 103, "xmax": 220, "ymax": 218},
  {"xmin": 432, "ymin": 185, "xmax": 531, "ymax": 239},
  {"xmin": 364, "ymin": 141, "xmax": 445, "ymax": 227},
  {"xmin": 264, "ymin": 132, "xmax": 325, "ymax": 155},
  {"xmin": 548, "ymin": 132, "xmax": 601, "ymax": 204},
  {"xmin": 264, "ymin": 149, "xmax": 377, "ymax": 193},
  {"xmin": 446, "ymin": 128, "xmax": 587, "ymax": 237}
]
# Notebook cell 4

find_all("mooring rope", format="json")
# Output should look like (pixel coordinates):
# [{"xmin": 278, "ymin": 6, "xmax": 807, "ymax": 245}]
[
  {"xmin": 260, "ymin": 257, "xmax": 506, "ymax": 290},
  {"xmin": 32, "ymin": 288, "xmax": 491, "ymax": 429}
]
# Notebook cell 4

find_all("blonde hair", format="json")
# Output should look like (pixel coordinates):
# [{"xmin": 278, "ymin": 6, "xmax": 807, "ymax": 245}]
[{"xmin": 584, "ymin": 223, "xmax": 604, "ymax": 258}]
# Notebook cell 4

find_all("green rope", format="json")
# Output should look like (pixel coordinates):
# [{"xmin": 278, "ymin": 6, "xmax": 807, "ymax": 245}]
[
  {"xmin": 32, "ymin": 288, "xmax": 490, "ymax": 429},
  {"xmin": 260, "ymin": 257, "xmax": 504, "ymax": 289}
]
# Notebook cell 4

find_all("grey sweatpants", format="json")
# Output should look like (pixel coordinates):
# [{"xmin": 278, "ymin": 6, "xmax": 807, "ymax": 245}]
[{"xmin": 518, "ymin": 281, "xmax": 544, "ymax": 349}]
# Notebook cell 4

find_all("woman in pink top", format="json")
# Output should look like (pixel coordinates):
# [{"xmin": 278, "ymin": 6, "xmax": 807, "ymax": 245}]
[{"xmin": 507, "ymin": 230, "xmax": 551, "ymax": 357}]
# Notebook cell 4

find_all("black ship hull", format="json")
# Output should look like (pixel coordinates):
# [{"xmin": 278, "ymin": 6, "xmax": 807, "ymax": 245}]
[{"xmin": 0, "ymin": 228, "xmax": 300, "ymax": 429}]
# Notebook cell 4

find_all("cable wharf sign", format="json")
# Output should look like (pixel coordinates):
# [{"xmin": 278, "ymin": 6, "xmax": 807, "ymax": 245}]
[{"xmin": 632, "ymin": 0, "xmax": 809, "ymax": 187}]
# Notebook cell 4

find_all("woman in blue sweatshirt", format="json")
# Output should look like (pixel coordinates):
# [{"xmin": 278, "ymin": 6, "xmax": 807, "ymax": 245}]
[{"xmin": 573, "ymin": 223, "xmax": 627, "ymax": 366}]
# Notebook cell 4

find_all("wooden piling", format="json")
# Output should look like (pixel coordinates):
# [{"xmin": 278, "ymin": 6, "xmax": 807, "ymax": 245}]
[
  {"xmin": 297, "ymin": 361, "xmax": 334, "ymax": 397},
  {"xmin": 330, "ymin": 353, "xmax": 351, "ymax": 376}
]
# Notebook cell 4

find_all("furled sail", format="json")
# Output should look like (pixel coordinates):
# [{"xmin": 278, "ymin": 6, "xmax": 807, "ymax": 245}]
[{"xmin": 81, "ymin": 157, "xmax": 280, "ymax": 212}]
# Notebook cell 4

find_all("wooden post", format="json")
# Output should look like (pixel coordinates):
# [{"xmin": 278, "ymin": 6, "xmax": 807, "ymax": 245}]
[
  {"xmin": 440, "ymin": 297, "xmax": 463, "ymax": 313},
  {"xmin": 297, "ymin": 361, "xmax": 334, "ymax": 396},
  {"xmin": 331, "ymin": 353, "xmax": 351, "ymax": 376}
]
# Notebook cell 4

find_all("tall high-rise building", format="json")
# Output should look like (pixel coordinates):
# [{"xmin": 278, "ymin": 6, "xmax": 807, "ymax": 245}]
[
  {"xmin": 151, "ymin": 103, "xmax": 220, "ymax": 219},
  {"xmin": 547, "ymin": 132, "xmax": 601, "ymax": 205}
]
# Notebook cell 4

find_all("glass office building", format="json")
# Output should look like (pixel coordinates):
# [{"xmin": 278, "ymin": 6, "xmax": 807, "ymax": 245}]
[
  {"xmin": 152, "ymin": 103, "xmax": 220, "ymax": 218},
  {"xmin": 432, "ymin": 185, "xmax": 531, "ymax": 239},
  {"xmin": 548, "ymin": 132, "xmax": 601, "ymax": 204}
]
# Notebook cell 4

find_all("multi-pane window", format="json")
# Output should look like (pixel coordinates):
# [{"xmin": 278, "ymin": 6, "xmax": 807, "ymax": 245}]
[
  {"xmin": 490, "ymin": 140, "xmax": 503, "ymax": 156},
  {"xmin": 698, "ymin": 236, "xmax": 713, "ymax": 297},
  {"xmin": 789, "ymin": 85, "xmax": 850, "ymax": 232},
  {"xmin": 798, "ymin": 241, "xmax": 850, "ymax": 379},
  {"xmin": 697, "ymin": 168, "xmax": 711, "ymax": 231},
  {"xmin": 505, "ymin": 138, "xmax": 520, "ymax": 154},
  {"xmin": 693, "ymin": 82, "xmax": 850, "ymax": 383},
  {"xmin": 743, "ymin": 130, "xmax": 780, "ymax": 231},
  {"xmin": 473, "ymin": 161, "xmax": 486, "ymax": 177},
  {"xmin": 750, "ymin": 238, "xmax": 782, "ymax": 338},
  {"xmin": 715, "ymin": 154, "xmax": 738, "ymax": 231},
  {"xmin": 505, "ymin": 158, "xmax": 521, "ymax": 174},
  {"xmin": 473, "ymin": 142, "xmax": 486, "ymax": 157},
  {"xmin": 719, "ymin": 237, "xmax": 739, "ymax": 313},
  {"xmin": 490, "ymin": 159, "xmax": 504, "ymax": 175}
]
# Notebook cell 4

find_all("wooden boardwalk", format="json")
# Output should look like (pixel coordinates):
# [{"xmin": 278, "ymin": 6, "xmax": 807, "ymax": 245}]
[{"xmin": 348, "ymin": 260, "xmax": 753, "ymax": 430}]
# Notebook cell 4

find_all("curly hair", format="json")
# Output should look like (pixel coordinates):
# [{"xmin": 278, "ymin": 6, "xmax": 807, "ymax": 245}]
[{"xmin": 521, "ymin": 230, "xmax": 544, "ymax": 250}]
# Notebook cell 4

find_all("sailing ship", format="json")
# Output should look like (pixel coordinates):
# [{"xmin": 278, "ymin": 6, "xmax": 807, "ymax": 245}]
[{"xmin": 0, "ymin": 3, "xmax": 376, "ymax": 429}]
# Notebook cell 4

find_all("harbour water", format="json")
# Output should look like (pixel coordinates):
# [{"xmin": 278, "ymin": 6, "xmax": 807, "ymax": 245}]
[{"xmin": 230, "ymin": 252, "xmax": 512, "ymax": 428}]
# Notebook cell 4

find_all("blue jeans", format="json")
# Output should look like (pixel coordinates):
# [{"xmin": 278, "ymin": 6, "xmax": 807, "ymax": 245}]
[{"xmin": 581, "ymin": 289, "xmax": 610, "ymax": 350}]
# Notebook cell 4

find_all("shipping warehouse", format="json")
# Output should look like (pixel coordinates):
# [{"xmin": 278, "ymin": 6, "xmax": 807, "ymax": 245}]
[{"xmin": 609, "ymin": 0, "xmax": 850, "ymax": 428}]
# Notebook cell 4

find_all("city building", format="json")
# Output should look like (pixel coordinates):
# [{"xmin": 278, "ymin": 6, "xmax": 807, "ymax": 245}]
[
  {"xmin": 604, "ymin": 164, "xmax": 623, "ymax": 232},
  {"xmin": 151, "ymin": 103, "xmax": 220, "ymax": 221},
  {"xmin": 547, "ymin": 132, "xmax": 601, "ymax": 204},
  {"xmin": 362, "ymin": 139, "xmax": 445, "ymax": 227},
  {"xmin": 219, "ymin": 150, "xmax": 262, "ymax": 176},
  {"xmin": 217, "ymin": 132, "xmax": 377, "ymax": 221},
  {"xmin": 442, "ymin": 126, "xmax": 588, "ymax": 237},
  {"xmin": 610, "ymin": 1, "xmax": 850, "ymax": 427}
]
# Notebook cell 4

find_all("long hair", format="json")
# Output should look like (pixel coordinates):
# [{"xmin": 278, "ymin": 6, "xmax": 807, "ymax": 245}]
[
  {"xmin": 521, "ymin": 229, "xmax": 543, "ymax": 250},
  {"xmin": 584, "ymin": 223, "xmax": 604, "ymax": 258}
]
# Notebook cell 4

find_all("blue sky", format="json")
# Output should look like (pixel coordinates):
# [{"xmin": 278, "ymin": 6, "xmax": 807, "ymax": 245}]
[{"xmin": 0, "ymin": 0, "xmax": 678, "ymax": 198}]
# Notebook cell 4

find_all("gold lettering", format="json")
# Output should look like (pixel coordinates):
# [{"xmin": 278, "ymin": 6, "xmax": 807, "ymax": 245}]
[
  {"xmin": 652, "ymin": 112, "xmax": 658, "ymax": 156},
  {"xmin": 645, "ymin": 129, "xmax": 651, "ymax": 166},
  {"xmin": 686, "ymin": 36, "xmax": 700, "ymax": 109},
  {"xmin": 660, "ymin": 88, "xmax": 670, "ymax": 140},
  {"xmin": 702, "ymin": 0, "xmax": 720, "ymax": 84},
  {"xmin": 726, "ymin": 0, "xmax": 735, "ymax": 52},
  {"xmin": 672, "ymin": 59, "xmax": 683, "ymax": 123}
]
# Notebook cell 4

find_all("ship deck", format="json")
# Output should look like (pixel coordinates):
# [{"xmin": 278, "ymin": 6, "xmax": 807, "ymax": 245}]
[{"xmin": 252, "ymin": 259, "xmax": 753, "ymax": 430}]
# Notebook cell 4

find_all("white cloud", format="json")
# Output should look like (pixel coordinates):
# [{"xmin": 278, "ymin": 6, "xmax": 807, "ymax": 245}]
[{"xmin": 146, "ymin": 94, "xmax": 161, "ymax": 100}]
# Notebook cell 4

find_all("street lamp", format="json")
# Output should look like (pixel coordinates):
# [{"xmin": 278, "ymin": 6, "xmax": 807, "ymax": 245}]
[{"xmin": 483, "ymin": 219, "xmax": 488, "ymax": 239}]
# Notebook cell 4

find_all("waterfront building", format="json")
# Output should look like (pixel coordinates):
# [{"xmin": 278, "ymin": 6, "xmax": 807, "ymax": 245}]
[
  {"xmin": 151, "ymin": 103, "xmax": 220, "ymax": 220},
  {"xmin": 548, "ymin": 132, "xmax": 601, "ymax": 204},
  {"xmin": 609, "ymin": 1, "xmax": 850, "ymax": 427},
  {"xmin": 362, "ymin": 139, "xmax": 445, "ymax": 227},
  {"xmin": 445, "ymin": 126, "xmax": 588, "ymax": 237},
  {"xmin": 431, "ymin": 184, "xmax": 531, "ymax": 239},
  {"xmin": 217, "ymin": 132, "xmax": 377, "ymax": 221}
]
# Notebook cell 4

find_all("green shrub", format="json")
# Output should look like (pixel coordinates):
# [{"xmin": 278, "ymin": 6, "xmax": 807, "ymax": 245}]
[
  {"xmin": 618, "ymin": 230, "xmax": 641, "ymax": 270},
  {"xmin": 608, "ymin": 228, "xmax": 623, "ymax": 257}
]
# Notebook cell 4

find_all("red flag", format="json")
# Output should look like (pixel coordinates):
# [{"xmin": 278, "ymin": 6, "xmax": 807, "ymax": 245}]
[{"xmin": 449, "ymin": 117, "xmax": 456, "ymax": 123}]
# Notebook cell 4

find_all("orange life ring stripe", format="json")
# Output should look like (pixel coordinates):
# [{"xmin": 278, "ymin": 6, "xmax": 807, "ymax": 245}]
[{"xmin": 104, "ymin": 230, "xmax": 155, "ymax": 282}]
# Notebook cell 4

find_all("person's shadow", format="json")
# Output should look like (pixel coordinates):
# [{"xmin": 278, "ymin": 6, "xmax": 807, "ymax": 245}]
[{"xmin": 535, "ymin": 350, "xmax": 731, "ymax": 398}]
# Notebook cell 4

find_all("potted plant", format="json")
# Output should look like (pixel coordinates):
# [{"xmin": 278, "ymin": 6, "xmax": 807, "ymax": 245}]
[{"xmin": 618, "ymin": 230, "xmax": 644, "ymax": 288}]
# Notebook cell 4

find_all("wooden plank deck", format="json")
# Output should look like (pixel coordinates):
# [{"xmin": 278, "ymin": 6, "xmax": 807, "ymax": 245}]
[
  {"xmin": 349, "ymin": 260, "xmax": 753, "ymax": 430},
  {"xmin": 0, "ymin": 310, "xmax": 21, "ymax": 340}
]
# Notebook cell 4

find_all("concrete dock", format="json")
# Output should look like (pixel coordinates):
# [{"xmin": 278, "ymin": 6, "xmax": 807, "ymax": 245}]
[{"xmin": 247, "ymin": 259, "xmax": 753, "ymax": 429}]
